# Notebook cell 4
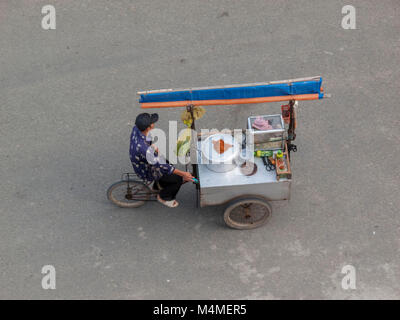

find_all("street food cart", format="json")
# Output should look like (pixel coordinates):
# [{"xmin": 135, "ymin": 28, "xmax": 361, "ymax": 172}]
[{"xmin": 107, "ymin": 76, "xmax": 327, "ymax": 229}]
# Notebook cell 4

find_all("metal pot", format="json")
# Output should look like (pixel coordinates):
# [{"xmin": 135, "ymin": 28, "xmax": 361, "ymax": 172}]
[{"xmin": 201, "ymin": 133, "xmax": 241, "ymax": 173}]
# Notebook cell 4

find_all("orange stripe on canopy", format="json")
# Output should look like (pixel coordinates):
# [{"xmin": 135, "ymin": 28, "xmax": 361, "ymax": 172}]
[{"xmin": 140, "ymin": 93, "xmax": 320, "ymax": 109}]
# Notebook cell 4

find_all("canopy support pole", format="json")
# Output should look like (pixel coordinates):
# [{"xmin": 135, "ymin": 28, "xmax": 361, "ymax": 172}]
[
  {"xmin": 186, "ymin": 104, "xmax": 200, "ymax": 208},
  {"xmin": 287, "ymin": 100, "xmax": 297, "ymax": 160}
]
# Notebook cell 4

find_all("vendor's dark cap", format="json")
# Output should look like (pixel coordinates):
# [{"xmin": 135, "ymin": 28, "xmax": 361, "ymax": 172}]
[{"xmin": 135, "ymin": 113, "xmax": 159, "ymax": 131}]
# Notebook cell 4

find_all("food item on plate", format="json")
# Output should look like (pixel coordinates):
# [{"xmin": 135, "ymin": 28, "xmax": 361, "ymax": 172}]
[{"xmin": 212, "ymin": 139, "xmax": 233, "ymax": 154}]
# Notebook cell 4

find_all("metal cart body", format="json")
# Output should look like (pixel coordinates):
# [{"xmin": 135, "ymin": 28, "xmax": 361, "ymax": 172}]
[{"xmin": 197, "ymin": 144, "xmax": 291, "ymax": 207}]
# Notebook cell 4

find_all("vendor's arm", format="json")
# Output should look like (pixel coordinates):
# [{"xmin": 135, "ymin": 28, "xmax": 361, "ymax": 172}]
[{"xmin": 173, "ymin": 168, "xmax": 195, "ymax": 182}]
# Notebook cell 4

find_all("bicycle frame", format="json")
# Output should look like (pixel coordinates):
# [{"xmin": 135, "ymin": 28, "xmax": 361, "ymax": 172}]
[{"xmin": 120, "ymin": 173, "xmax": 158, "ymax": 201}]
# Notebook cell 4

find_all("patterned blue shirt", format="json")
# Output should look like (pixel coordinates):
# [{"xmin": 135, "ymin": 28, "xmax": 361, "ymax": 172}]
[{"xmin": 129, "ymin": 126, "xmax": 175, "ymax": 183}]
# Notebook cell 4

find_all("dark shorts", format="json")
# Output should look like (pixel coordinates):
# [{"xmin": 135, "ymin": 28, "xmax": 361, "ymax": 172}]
[{"xmin": 153, "ymin": 173, "xmax": 183, "ymax": 201}]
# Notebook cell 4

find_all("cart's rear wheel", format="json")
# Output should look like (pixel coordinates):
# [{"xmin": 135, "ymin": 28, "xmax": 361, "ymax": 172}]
[
  {"xmin": 107, "ymin": 180, "xmax": 151, "ymax": 208},
  {"xmin": 223, "ymin": 198, "xmax": 272, "ymax": 230}
]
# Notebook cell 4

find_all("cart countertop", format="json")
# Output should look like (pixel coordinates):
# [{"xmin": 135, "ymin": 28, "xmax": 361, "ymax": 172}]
[{"xmin": 197, "ymin": 147, "xmax": 290, "ymax": 189}]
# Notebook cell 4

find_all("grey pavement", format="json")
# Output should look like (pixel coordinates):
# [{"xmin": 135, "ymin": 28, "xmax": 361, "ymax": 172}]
[{"xmin": 0, "ymin": 0, "xmax": 399, "ymax": 299}]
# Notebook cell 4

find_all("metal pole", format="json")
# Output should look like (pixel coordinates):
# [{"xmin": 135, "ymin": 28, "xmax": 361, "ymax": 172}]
[
  {"xmin": 186, "ymin": 105, "xmax": 200, "ymax": 208},
  {"xmin": 287, "ymin": 100, "xmax": 297, "ymax": 160}
]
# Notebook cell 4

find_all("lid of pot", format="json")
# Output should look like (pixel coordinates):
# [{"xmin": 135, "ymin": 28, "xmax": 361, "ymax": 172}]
[{"xmin": 201, "ymin": 133, "xmax": 240, "ymax": 164}]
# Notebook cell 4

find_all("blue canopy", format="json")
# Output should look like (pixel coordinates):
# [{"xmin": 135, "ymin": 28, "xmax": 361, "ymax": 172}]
[{"xmin": 139, "ymin": 77, "xmax": 323, "ymax": 104}]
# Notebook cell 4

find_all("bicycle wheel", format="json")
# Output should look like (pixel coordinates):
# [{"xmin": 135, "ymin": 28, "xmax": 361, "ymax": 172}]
[
  {"xmin": 107, "ymin": 180, "xmax": 151, "ymax": 208},
  {"xmin": 223, "ymin": 197, "xmax": 272, "ymax": 230}
]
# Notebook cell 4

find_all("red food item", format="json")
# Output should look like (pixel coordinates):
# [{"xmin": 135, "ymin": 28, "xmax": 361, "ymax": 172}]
[
  {"xmin": 252, "ymin": 117, "xmax": 273, "ymax": 130},
  {"xmin": 277, "ymin": 158, "xmax": 286, "ymax": 170},
  {"xmin": 212, "ymin": 139, "xmax": 232, "ymax": 154},
  {"xmin": 281, "ymin": 104, "xmax": 290, "ymax": 124}
]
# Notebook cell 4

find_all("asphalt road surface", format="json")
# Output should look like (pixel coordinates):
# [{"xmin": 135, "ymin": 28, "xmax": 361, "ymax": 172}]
[{"xmin": 1, "ymin": 0, "xmax": 399, "ymax": 299}]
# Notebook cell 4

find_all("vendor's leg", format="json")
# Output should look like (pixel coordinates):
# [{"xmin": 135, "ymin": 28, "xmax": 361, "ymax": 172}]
[
  {"xmin": 158, "ymin": 174, "xmax": 183, "ymax": 201},
  {"xmin": 152, "ymin": 180, "xmax": 161, "ymax": 191}
]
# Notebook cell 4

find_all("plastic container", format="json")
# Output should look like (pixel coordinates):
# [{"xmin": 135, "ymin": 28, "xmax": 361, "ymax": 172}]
[
  {"xmin": 247, "ymin": 114, "xmax": 285, "ymax": 144},
  {"xmin": 276, "ymin": 150, "xmax": 286, "ymax": 171}
]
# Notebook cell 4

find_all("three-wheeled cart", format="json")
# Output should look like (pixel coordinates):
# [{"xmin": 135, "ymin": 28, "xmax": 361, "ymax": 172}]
[{"xmin": 107, "ymin": 76, "xmax": 327, "ymax": 229}]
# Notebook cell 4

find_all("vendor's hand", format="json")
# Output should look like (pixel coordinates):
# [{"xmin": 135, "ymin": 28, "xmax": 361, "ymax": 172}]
[
  {"xmin": 181, "ymin": 171, "xmax": 195, "ymax": 182},
  {"xmin": 151, "ymin": 144, "xmax": 159, "ymax": 154}
]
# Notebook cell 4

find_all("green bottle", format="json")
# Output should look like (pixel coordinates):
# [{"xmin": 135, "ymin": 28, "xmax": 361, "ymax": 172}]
[{"xmin": 254, "ymin": 150, "xmax": 273, "ymax": 157}]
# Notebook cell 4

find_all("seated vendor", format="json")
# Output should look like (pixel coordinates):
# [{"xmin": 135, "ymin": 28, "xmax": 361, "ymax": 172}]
[{"xmin": 130, "ymin": 113, "xmax": 194, "ymax": 208}]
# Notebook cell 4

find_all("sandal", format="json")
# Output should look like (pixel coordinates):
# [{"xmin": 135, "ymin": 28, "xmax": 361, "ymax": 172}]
[{"xmin": 157, "ymin": 195, "xmax": 179, "ymax": 208}]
